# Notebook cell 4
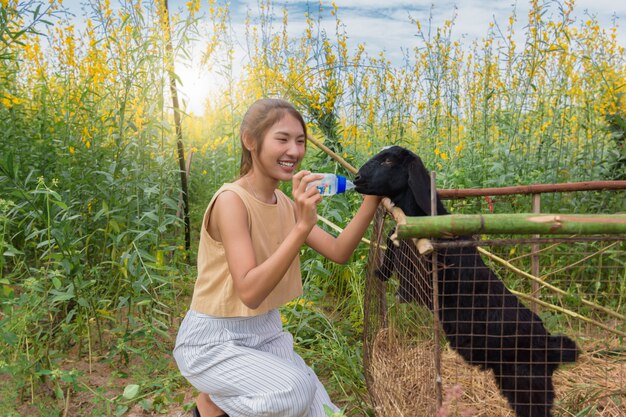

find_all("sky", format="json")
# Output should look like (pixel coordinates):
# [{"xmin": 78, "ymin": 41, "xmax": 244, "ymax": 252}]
[{"xmin": 62, "ymin": 0, "xmax": 626, "ymax": 114}]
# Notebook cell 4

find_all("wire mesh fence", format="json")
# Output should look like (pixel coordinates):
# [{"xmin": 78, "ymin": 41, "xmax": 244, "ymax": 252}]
[{"xmin": 363, "ymin": 207, "xmax": 625, "ymax": 417}]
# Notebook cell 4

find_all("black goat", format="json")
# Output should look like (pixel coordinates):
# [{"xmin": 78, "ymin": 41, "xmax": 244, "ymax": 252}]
[{"xmin": 354, "ymin": 146, "xmax": 579, "ymax": 417}]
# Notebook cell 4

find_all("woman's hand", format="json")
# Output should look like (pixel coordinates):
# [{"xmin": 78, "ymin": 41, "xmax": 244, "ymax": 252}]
[{"xmin": 292, "ymin": 171, "xmax": 323, "ymax": 233}]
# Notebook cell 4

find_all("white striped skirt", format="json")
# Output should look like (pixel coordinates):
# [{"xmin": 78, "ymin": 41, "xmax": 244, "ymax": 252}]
[{"xmin": 173, "ymin": 309, "xmax": 339, "ymax": 417}]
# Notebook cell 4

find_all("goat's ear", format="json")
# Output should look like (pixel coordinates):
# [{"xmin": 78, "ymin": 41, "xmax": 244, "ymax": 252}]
[{"xmin": 407, "ymin": 157, "xmax": 433, "ymax": 216}]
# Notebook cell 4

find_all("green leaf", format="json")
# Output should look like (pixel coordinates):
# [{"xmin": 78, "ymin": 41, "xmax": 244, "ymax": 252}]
[
  {"xmin": 52, "ymin": 276, "xmax": 62, "ymax": 289},
  {"xmin": 50, "ymin": 291, "xmax": 74, "ymax": 303},
  {"xmin": 52, "ymin": 200, "xmax": 68, "ymax": 210},
  {"xmin": 115, "ymin": 405, "xmax": 129, "ymax": 417},
  {"xmin": 123, "ymin": 384, "xmax": 140, "ymax": 399}
]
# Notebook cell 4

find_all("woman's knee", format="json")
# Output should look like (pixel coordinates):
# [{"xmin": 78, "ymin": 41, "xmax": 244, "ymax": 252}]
[{"xmin": 259, "ymin": 369, "xmax": 317, "ymax": 416}]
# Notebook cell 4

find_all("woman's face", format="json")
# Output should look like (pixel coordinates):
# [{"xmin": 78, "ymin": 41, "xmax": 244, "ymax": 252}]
[{"xmin": 252, "ymin": 113, "xmax": 306, "ymax": 182}]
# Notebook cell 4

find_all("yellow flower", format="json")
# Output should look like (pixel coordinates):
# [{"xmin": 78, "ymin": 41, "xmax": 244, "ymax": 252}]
[
  {"xmin": 1, "ymin": 93, "xmax": 23, "ymax": 108},
  {"xmin": 69, "ymin": 146, "xmax": 75, "ymax": 155},
  {"xmin": 186, "ymin": 0, "xmax": 200, "ymax": 15}
]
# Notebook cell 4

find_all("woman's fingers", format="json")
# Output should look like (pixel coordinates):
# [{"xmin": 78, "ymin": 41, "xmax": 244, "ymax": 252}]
[
  {"xmin": 293, "ymin": 171, "xmax": 323, "ymax": 195},
  {"xmin": 292, "ymin": 170, "xmax": 310, "ymax": 191},
  {"xmin": 292, "ymin": 171, "xmax": 323, "ymax": 228}
]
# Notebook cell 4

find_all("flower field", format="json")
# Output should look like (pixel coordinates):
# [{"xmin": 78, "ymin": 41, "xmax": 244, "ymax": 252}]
[{"xmin": 1, "ymin": 0, "xmax": 624, "ymax": 415}]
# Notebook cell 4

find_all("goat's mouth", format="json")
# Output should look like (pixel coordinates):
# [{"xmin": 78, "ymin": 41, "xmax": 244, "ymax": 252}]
[
  {"xmin": 353, "ymin": 182, "xmax": 369, "ymax": 194},
  {"xmin": 353, "ymin": 173, "xmax": 379, "ymax": 195},
  {"xmin": 354, "ymin": 181, "xmax": 389, "ymax": 198}
]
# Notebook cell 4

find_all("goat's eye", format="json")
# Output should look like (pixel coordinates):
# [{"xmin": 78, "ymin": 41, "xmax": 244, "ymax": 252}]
[{"xmin": 381, "ymin": 158, "xmax": 393, "ymax": 166}]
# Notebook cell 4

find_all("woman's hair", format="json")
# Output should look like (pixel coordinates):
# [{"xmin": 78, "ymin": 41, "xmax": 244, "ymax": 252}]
[{"xmin": 239, "ymin": 98, "xmax": 307, "ymax": 176}]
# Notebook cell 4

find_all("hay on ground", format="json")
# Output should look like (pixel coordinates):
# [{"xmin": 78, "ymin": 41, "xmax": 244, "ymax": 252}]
[{"xmin": 368, "ymin": 329, "xmax": 625, "ymax": 417}]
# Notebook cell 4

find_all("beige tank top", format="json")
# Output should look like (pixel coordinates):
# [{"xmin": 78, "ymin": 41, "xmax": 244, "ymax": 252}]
[{"xmin": 189, "ymin": 183, "xmax": 303, "ymax": 317}]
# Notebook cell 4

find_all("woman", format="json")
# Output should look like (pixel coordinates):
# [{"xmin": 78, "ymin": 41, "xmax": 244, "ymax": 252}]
[{"xmin": 174, "ymin": 98, "xmax": 381, "ymax": 417}]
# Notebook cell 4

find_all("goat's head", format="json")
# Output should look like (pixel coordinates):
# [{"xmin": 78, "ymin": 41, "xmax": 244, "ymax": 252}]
[{"xmin": 354, "ymin": 146, "xmax": 444, "ymax": 216}]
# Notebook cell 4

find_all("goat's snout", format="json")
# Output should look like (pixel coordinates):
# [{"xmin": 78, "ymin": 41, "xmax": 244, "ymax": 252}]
[{"xmin": 352, "ymin": 172, "xmax": 369, "ymax": 193}]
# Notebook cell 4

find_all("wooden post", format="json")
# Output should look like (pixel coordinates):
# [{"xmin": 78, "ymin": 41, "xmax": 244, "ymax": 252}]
[
  {"xmin": 530, "ymin": 194, "xmax": 541, "ymax": 313},
  {"xmin": 430, "ymin": 171, "xmax": 443, "ymax": 410},
  {"xmin": 162, "ymin": 0, "xmax": 191, "ymax": 256},
  {"xmin": 177, "ymin": 150, "xmax": 194, "ymax": 220}
]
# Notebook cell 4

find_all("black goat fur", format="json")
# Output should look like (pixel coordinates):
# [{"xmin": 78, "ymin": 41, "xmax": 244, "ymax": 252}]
[{"xmin": 354, "ymin": 146, "xmax": 579, "ymax": 417}]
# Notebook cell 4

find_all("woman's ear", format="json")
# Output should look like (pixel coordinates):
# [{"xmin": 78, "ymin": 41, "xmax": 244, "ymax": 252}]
[{"xmin": 241, "ymin": 131, "xmax": 256, "ymax": 153}]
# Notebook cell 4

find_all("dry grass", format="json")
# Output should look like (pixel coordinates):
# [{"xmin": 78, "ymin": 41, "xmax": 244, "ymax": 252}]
[
  {"xmin": 554, "ymin": 339, "xmax": 625, "ymax": 417},
  {"xmin": 368, "ymin": 329, "xmax": 438, "ymax": 417},
  {"xmin": 367, "ymin": 330, "xmax": 625, "ymax": 417}
]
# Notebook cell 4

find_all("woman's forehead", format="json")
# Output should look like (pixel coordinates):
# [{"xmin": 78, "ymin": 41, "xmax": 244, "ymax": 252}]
[{"xmin": 268, "ymin": 113, "xmax": 305, "ymax": 135}]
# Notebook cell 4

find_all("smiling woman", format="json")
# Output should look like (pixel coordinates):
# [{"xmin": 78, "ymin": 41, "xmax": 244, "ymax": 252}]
[{"xmin": 172, "ymin": 97, "xmax": 382, "ymax": 417}]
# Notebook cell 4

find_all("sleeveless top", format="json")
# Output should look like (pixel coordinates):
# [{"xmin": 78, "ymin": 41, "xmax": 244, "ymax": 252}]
[{"xmin": 189, "ymin": 183, "xmax": 303, "ymax": 317}]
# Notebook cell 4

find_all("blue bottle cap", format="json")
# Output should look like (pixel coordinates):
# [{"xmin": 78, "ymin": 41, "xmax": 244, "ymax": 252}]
[{"xmin": 337, "ymin": 175, "xmax": 346, "ymax": 193}]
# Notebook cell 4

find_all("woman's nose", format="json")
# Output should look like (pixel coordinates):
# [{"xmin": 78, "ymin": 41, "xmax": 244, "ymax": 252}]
[{"xmin": 286, "ymin": 139, "xmax": 302, "ymax": 155}]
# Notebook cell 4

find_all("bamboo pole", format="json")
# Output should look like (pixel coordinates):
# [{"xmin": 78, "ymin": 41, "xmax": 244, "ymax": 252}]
[
  {"xmin": 306, "ymin": 135, "xmax": 357, "ymax": 174},
  {"xmin": 398, "ymin": 214, "xmax": 626, "ymax": 239}
]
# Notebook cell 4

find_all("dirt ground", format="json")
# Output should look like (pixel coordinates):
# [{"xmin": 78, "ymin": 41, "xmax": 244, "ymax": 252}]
[{"xmin": 11, "ymin": 350, "xmax": 196, "ymax": 417}]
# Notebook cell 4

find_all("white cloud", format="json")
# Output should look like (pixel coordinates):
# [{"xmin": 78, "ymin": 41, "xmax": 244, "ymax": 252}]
[{"xmin": 575, "ymin": 0, "xmax": 626, "ymax": 14}]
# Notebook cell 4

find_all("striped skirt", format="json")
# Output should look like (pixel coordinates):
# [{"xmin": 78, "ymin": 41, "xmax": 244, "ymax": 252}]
[{"xmin": 173, "ymin": 308, "xmax": 339, "ymax": 417}]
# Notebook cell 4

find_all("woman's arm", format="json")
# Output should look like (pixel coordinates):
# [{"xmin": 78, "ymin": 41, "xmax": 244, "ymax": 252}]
[
  {"xmin": 212, "ymin": 172, "xmax": 322, "ymax": 309},
  {"xmin": 305, "ymin": 194, "xmax": 382, "ymax": 264}
]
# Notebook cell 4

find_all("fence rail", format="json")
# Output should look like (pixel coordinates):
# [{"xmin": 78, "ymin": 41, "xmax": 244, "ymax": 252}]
[{"xmin": 437, "ymin": 180, "xmax": 626, "ymax": 199}]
